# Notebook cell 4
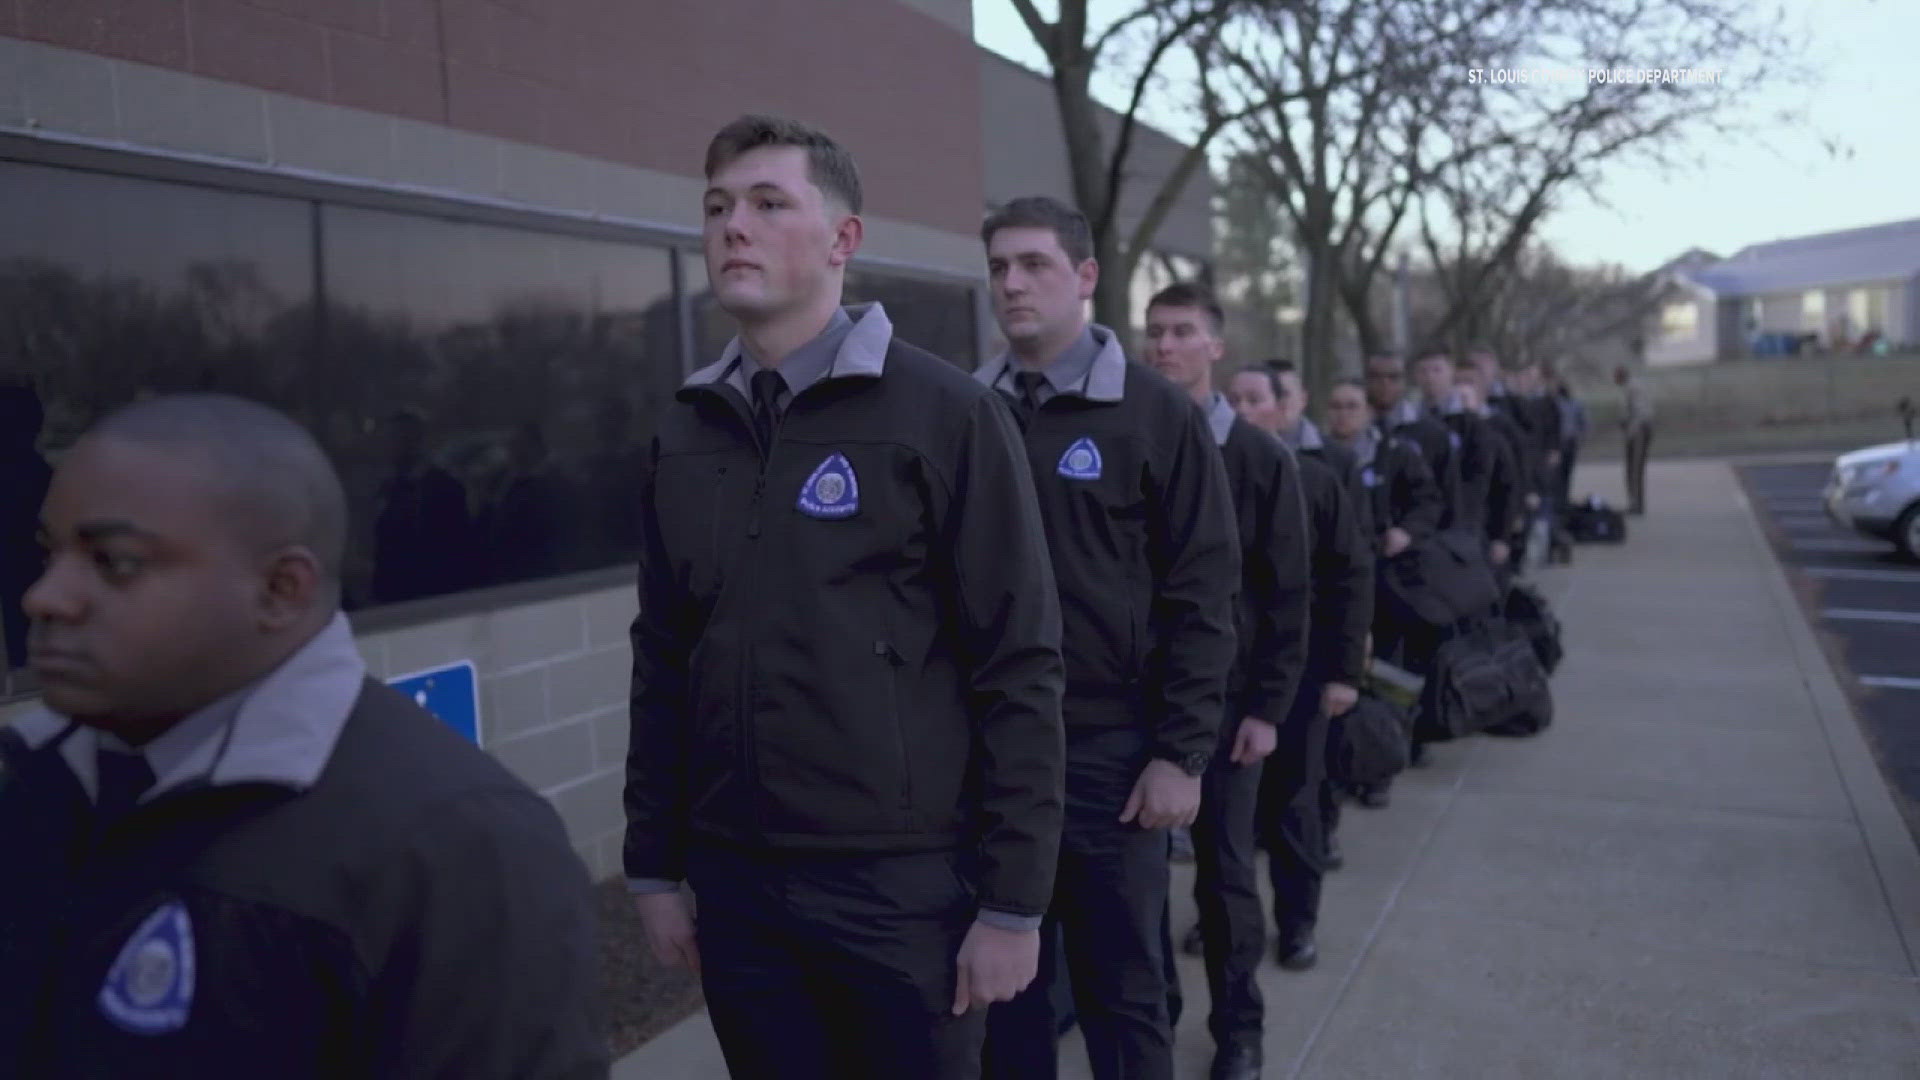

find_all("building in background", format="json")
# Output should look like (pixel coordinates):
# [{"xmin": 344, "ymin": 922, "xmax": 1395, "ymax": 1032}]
[
  {"xmin": 0, "ymin": 0, "xmax": 1212, "ymax": 879},
  {"xmin": 1646, "ymin": 219, "xmax": 1920, "ymax": 366}
]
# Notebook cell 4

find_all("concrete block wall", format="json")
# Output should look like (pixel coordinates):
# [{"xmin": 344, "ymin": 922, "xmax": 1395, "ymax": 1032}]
[{"xmin": 354, "ymin": 585, "xmax": 638, "ymax": 882}]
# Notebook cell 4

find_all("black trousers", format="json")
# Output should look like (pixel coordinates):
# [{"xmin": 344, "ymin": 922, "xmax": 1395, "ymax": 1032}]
[
  {"xmin": 1265, "ymin": 684, "xmax": 1333, "ymax": 939},
  {"xmin": 1190, "ymin": 717, "xmax": 1267, "ymax": 1050},
  {"xmin": 984, "ymin": 725, "xmax": 1173, "ymax": 1080},
  {"xmin": 689, "ymin": 846, "xmax": 983, "ymax": 1080},
  {"xmin": 1625, "ymin": 425, "xmax": 1653, "ymax": 513}
]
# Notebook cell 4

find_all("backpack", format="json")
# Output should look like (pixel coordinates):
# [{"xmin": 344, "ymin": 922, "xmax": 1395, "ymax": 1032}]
[
  {"xmin": 1380, "ymin": 528, "xmax": 1504, "ymax": 629},
  {"xmin": 1416, "ymin": 620, "xmax": 1552, "ymax": 742},
  {"xmin": 1331, "ymin": 693, "xmax": 1415, "ymax": 787},
  {"xmin": 1565, "ymin": 497, "xmax": 1627, "ymax": 543},
  {"xmin": 1504, "ymin": 583, "xmax": 1564, "ymax": 675}
]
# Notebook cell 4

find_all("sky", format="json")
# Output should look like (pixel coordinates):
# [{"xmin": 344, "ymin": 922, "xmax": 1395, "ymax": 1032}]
[{"xmin": 970, "ymin": 0, "xmax": 1920, "ymax": 274}]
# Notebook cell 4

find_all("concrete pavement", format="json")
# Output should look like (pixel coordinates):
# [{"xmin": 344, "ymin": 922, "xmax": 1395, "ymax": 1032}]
[{"xmin": 616, "ymin": 458, "xmax": 1920, "ymax": 1078}]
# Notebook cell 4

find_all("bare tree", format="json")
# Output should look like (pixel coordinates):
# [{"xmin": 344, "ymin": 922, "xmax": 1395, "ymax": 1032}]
[
  {"xmin": 1007, "ymin": 0, "xmax": 1276, "ymax": 331},
  {"xmin": 1213, "ymin": 151, "xmax": 1297, "ymax": 363}
]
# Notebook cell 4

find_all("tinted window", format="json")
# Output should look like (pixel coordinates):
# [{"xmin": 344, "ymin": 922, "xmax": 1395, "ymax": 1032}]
[
  {"xmin": 0, "ymin": 162, "xmax": 314, "ymax": 673},
  {"xmin": 320, "ymin": 206, "xmax": 679, "ymax": 607}
]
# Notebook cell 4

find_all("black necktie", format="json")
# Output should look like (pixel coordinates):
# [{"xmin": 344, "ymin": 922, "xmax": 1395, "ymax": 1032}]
[
  {"xmin": 1013, "ymin": 371, "xmax": 1047, "ymax": 427},
  {"xmin": 95, "ymin": 747, "xmax": 156, "ymax": 821},
  {"xmin": 750, "ymin": 368, "xmax": 784, "ymax": 450}
]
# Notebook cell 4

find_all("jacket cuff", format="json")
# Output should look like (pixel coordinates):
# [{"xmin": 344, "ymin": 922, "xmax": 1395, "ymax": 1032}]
[
  {"xmin": 976, "ymin": 907, "xmax": 1045, "ymax": 933},
  {"xmin": 627, "ymin": 877, "xmax": 683, "ymax": 895}
]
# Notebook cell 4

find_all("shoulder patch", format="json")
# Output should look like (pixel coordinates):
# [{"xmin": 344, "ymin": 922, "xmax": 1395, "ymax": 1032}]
[
  {"xmin": 1057, "ymin": 437, "xmax": 1103, "ymax": 481},
  {"xmin": 99, "ymin": 900, "xmax": 195, "ymax": 1035},
  {"xmin": 798, "ymin": 452, "xmax": 860, "ymax": 519},
  {"xmin": 1361, "ymin": 466, "xmax": 1381, "ymax": 488}
]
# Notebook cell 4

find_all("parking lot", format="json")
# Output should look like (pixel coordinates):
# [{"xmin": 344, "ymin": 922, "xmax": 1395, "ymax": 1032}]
[{"xmin": 1737, "ymin": 459, "xmax": 1920, "ymax": 842}]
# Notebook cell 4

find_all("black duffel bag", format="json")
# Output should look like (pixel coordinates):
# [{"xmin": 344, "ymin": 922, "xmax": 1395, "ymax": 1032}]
[
  {"xmin": 1380, "ymin": 528, "xmax": 1503, "ymax": 630},
  {"xmin": 1331, "ymin": 694, "xmax": 1415, "ymax": 787},
  {"xmin": 1416, "ymin": 620, "xmax": 1552, "ymax": 741},
  {"xmin": 1566, "ymin": 497, "xmax": 1627, "ymax": 543},
  {"xmin": 1504, "ymin": 583, "xmax": 1564, "ymax": 675}
]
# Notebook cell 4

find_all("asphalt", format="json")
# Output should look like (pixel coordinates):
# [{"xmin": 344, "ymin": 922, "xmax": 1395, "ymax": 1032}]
[
  {"xmin": 616, "ymin": 458, "xmax": 1920, "ymax": 1079},
  {"xmin": 1736, "ymin": 458, "xmax": 1920, "ymax": 851}
]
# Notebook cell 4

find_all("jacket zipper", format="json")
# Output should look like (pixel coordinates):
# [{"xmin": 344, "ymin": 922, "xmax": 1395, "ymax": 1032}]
[{"xmin": 876, "ymin": 640, "xmax": 913, "ymax": 811}]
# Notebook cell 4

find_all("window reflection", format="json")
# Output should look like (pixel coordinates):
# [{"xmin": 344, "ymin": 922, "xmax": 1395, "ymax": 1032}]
[{"xmin": 0, "ymin": 156, "xmax": 984, "ymax": 677}]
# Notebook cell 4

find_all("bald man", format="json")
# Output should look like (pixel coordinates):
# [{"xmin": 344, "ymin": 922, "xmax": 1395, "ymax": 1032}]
[{"xmin": 0, "ymin": 394, "xmax": 607, "ymax": 1079}]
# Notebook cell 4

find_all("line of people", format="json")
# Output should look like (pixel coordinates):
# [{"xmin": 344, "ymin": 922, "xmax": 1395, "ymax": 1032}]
[{"xmin": 620, "ymin": 116, "xmax": 1572, "ymax": 1080}]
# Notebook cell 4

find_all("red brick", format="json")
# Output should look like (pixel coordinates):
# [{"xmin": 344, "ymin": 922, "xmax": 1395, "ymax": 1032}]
[
  {"xmin": 381, "ymin": 0, "xmax": 441, "ymax": 48},
  {"xmin": 244, "ymin": 0, "xmax": 381, "ymax": 37},
  {"xmin": 17, "ymin": 0, "xmax": 190, "ymax": 69},
  {"xmin": 444, "ymin": 59, "xmax": 555, "ymax": 146},
  {"xmin": 189, "ymin": 0, "xmax": 330, "ymax": 98},
  {"xmin": 434, "ymin": 0, "xmax": 497, "ymax": 66},
  {"xmin": 327, "ymin": 28, "xmax": 444, "ymax": 122}
]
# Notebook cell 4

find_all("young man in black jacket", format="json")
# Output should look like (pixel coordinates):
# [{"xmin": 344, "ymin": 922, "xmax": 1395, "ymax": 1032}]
[
  {"xmin": 976, "ymin": 198, "xmax": 1239, "ymax": 1080},
  {"xmin": 624, "ymin": 117, "xmax": 1067, "ymax": 1079},
  {"xmin": 1409, "ymin": 353, "xmax": 1521, "ymax": 570},
  {"xmin": 1365, "ymin": 354, "xmax": 1461, "ymax": 526},
  {"xmin": 1145, "ymin": 285, "xmax": 1309, "ymax": 1080},
  {"xmin": 1229, "ymin": 365, "xmax": 1376, "ymax": 970},
  {"xmin": 0, "ymin": 394, "xmax": 606, "ymax": 1079}
]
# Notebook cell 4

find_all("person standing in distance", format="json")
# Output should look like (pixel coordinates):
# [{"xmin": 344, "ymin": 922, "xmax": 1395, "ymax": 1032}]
[
  {"xmin": 975, "ymin": 197, "xmax": 1240, "ymax": 1080},
  {"xmin": 1616, "ymin": 365, "xmax": 1654, "ymax": 515},
  {"xmin": 624, "ymin": 116, "xmax": 1066, "ymax": 1080},
  {"xmin": 0, "ymin": 393, "xmax": 606, "ymax": 1078},
  {"xmin": 1145, "ymin": 284, "xmax": 1310, "ymax": 1080}
]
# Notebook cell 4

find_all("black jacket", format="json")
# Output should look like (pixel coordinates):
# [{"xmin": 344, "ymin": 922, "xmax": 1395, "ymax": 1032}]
[
  {"xmin": 976, "ymin": 333, "xmax": 1239, "ymax": 766},
  {"xmin": 1298, "ymin": 448, "xmax": 1375, "ymax": 686},
  {"xmin": 1355, "ymin": 432, "xmax": 1444, "ymax": 545},
  {"xmin": 0, "ymin": 681, "xmax": 606, "ymax": 1080},
  {"xmin": 1442, "ymin": 410, "xmax": 1524, "ymax": 543},
  {"xmin": 1212, "ymin": 404, "xmax": 1310, "ymax": 733},
  {"xmin": 1382, "ymin": 407, "xmax": 1462, "ymax": 529},
  {"xmin": 627, "ymin": 305, "xmax": 1066, "ymax": 919},
  {"xmin": 1487, "ymin": 395, "xmax": 1546, "ymax": 498}
]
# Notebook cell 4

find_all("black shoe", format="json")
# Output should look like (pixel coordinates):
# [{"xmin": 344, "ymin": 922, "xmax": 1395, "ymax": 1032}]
[
  {"xmin": 1181, "ymin": 922, "xmax": 1204, "ymax": 957},
  {"xmin": 1357, "ymin": 785, "xmax": 1391, "ymax": 809},
  {"xmin": 1210, "ymin": 1042, "xmax": 1263, "ymax": 1080},
  {"xmin": 1277, "ymin": 932, "xmax": 1318, "ymax": 971},
  {"xmin": 1323, "ymin": 832, "xmax": 1345, "ymax": 871},
  {"xmin": 1410, "ymin": 742, "xmax": 1432, "ymax": 769}
]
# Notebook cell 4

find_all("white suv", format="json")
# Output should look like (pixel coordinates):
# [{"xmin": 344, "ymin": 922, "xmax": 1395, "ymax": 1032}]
[{"xmin": 1826, "ymin": 426, "xmax": 1920, "ymax": 561}]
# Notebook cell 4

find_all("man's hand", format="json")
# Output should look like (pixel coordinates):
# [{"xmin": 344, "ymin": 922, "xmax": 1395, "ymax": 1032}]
[
  {"xmin": 1546, "ymin": 450, "xmax": 1562, "ymax": 469},
  {"xmin": 1525, "ymin": 493, "xmax": 1542, "ymax": 511},
  {"xmin": 1229, "ymin": 718, "xmax": 1278, "ymax": 766},
  {"xmin": 952, "ymin": 921, "xmax": 1041, "ymax": 1015},
  {"xmin": 1321, "ymin": 682, "xmax": 1359, "ymax": 719},
  {"xmin": 1383, "ymin": 527, "xmax": 1413, "ymax": 557},
  {"xmin": 633, "ymin": 891, "xmax": 700, "ymax": 975},
  {"xmin": 1120, "ymin": 758, "xmax": 1203, "ymax": 830},
  {"xmin": 1489, "ymin": 540, "xmax": 1511, "ymax": 566}
]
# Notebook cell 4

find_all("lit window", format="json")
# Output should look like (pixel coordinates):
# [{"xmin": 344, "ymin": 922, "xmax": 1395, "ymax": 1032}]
[{"xmin": 1659, "ymin": 302, "xmax": 1698, "ymax": 339}]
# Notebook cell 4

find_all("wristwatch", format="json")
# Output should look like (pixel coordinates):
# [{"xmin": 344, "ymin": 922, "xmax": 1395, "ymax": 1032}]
[{"xmin": 1159, "ymin": 749, "xmax": 1211, "ymax": 777}]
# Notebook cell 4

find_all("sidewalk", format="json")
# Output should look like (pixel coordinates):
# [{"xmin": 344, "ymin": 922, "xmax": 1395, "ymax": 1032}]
[{"xmin": 617, "ymin": 459, "xmax": 1920, "ymax": 1078}]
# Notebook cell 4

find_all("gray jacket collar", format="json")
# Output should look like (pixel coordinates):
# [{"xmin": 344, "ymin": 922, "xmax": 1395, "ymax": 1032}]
[
  {"xmin": 1206, "ymin": 393, "xmax": 1237, "ymax": 447},
  {"xmin": 1385, "ymin": 398, "xmax": 1422, "ymax": 427},
  {"xmin": 11, "ymin": 613, "xmax": 367, "ymax": 803},
  {"xmin": 1283, "ymin": 417, "xmax": 1326, "ymax": 452},
  {"xmin": 974, "ymin": 323, "xmax": 1128, "ymax": 404},
  {"xmin": 686, "ymin": 302, "xmax": 894, "ymax": 391}
]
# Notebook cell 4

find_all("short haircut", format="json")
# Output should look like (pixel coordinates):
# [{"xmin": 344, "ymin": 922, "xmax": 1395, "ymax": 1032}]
[
  {"xmin": 1332, "ymin": 377, "xmax": 1368, "ymax": 394},
  {"xmin": 90, "ymin": 394, "xmax": 348, "ymax": 600},
  {"xmin": 1236, "ymin": 365, "xmax": 1280, "ymax": 396},
  {"xmin": 981, "ymin": 196, "xmax": 1094, "ymax": 265},
  {"xmin": 1264, "ymin": 359, "xmax": 1297, "ymax": 376},
  {"xmin": 1364, "ymin": 354, "xmax": 1406, "ymax": 372},
  {"xmin": 1146, "ymin": 283, "xmax": 1224, "ymax": 333},
  {"xmin": 1413, "ymin": 352, "xmax": 1452, "ymax": 367},
  {"xmin": 705, "ymin": 114, "xmax": 864, "ymax": 215}
]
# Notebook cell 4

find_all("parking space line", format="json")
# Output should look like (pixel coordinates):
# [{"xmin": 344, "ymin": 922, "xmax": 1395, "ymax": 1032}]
[
  {"xmin": 1793, "ymin": 538, "xmax": 1897, "ymax": 554},
  {"xmin": 1823, "ymin": 608, "xmax": 1920, "ymax": 626},
  {"xmin": 1860, "ymin": 676, "xmax": 1920, "ymax": 691},
  {"xmin": 1802, "ymin": 566, "xmax": 1920, "ymax": 583}
]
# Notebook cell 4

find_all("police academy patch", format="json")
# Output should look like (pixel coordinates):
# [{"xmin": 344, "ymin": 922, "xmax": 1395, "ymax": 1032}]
[
  {"xmin": 99, "ymin": 900, "xmax": 195, "ymax": 1035},
  {"xmin": 1057, "ymin": 437, "xmax": 1103, "ymax": 481},
  {"xmin": 798, "ymin": 452, "xmax": 860, "ymax": 519},
  {"xmin": 1362, "ymin": 466, "xmax": 1381, "ymax": 488}
]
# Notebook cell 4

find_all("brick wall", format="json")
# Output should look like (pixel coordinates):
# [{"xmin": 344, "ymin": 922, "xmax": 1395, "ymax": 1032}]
[
  {"xmin": 355, "ymin": 585, "xmax": 638, "ymax": 881},
  {"xmin": 7, "ymin": 0, "xmax": 986, "ymax": 237}
]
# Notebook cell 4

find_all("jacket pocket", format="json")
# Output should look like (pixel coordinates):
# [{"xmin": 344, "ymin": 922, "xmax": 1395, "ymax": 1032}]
[{"xmin": 876, "ymin": 639, "xmax": 914, "ymax": 814}]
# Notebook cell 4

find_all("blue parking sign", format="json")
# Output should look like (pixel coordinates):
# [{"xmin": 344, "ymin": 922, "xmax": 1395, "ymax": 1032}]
[{"xmin": 388, "ymin": 661, "xmax": 482, "ymax": 745}]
